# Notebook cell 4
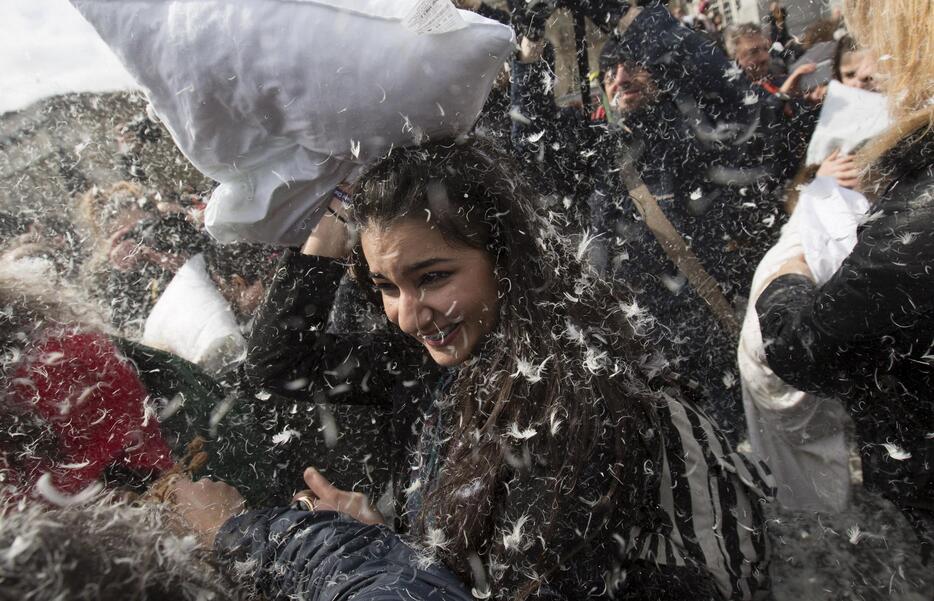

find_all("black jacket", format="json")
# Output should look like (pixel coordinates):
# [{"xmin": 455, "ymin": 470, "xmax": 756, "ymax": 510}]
[
  {"xmin": 240, "ymin": 251, "xmax": 773, "ymax": 601},
  {"xmin": 757, "ymin": 127, "xmax": 934, "ymax": 548},
  {"xmin": 243, "ymin": 250, "xmax": 440, "ymax": 515},
  {"xmin": 215, "ymin": 508, "xmax": 472, "ymax": 601},
  {"xmin": 215, "ymin": 507, "xmax": 727, "ymax": 601},
  {"xmin": 509, "ymin": 5, "xmax": 818, "ymax": 439},
  {"xmin": 511, "ymin": 3, "xmax": 814, "ymax": 286}
]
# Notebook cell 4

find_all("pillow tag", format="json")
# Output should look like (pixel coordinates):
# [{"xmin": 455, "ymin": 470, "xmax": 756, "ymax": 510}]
[{"xmin": 403, "ymin": 0, "xmax": 466, "ymax": 34}]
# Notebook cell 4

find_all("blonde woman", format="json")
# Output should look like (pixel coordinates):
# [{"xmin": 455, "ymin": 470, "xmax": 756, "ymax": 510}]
[{"xmin": 756, "ymin": 0, "xmax": 934, "ymax": 558}]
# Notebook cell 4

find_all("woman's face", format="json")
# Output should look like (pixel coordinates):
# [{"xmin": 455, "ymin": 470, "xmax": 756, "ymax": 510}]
[
  {"xmin": 361, "ymin": 218, "xmax": 500, "ymax": 367},
  {"xmin": 839, "ymin": 49, "xmax": 878, "ymax": 91}
]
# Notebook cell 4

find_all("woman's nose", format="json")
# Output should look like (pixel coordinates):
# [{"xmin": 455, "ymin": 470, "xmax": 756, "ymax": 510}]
[{"xmin": 396, "ymin": 290, "xmax": 433, "ymax": 336}]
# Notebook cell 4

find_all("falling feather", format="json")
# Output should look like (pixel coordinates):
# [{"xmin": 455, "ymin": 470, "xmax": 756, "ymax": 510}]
[
  {"xmin": 35, "ymin": 474, "xmax": 102, "ymax": 507},
  {"xmin": 881, "ymin": 443, "xmax": 912, "ymax": 461}
]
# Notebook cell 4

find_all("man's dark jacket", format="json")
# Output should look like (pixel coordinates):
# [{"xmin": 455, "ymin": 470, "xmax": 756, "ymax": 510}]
[{"xmin": 510, "ymin": 3, "xmax": 816, "ymax": 437}]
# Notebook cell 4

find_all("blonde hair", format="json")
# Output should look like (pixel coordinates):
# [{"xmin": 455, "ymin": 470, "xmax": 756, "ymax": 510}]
[{"xmin": 845, "ymin": 0, "xmax": 934, "ymax": 163}]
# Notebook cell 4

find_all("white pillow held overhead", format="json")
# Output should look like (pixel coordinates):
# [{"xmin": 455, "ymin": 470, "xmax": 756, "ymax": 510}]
[{"xmin": 70, "ymin": 0, "xmax": 515, "ymax": 245}]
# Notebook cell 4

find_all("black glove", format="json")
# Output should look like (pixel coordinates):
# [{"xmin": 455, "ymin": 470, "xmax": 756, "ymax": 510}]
[
  {"xmin": 566, "ymin": 0, "xmax": 633, "ymax": 32},
  {"xmin": 508, "ymin": 0, "xmax": 556, "ymax": 41}
]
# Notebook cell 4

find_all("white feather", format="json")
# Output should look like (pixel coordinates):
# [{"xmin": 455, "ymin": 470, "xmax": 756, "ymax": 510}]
[
  {"xmin": 881, "ymin": 443, "xmax": 911, "ymax": 461},
  {"xmin": 35, "ymin": 473, "xmax": 102, "ymax": 507}
]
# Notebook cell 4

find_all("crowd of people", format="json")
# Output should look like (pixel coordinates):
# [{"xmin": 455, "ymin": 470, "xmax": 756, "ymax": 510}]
[{"xmin": 1, "ymin": 0, "xmax": 931, "ymax": 600}]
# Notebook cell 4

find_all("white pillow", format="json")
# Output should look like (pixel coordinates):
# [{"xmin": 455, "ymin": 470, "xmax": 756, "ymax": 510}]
[
  {"xmin": 71, "ymin": 0, "xmax": 514, "ymax": 245},
  {"xmin": 794, "ymin": 176, "xmax": 870, "ymax": 285},
  {"xmin": 141, "ymin": 253, "xmax": 246, "ymax": 372},
  {"xmin": 805, "ymin": 80, "xmax": 890, "ymax": 166}
]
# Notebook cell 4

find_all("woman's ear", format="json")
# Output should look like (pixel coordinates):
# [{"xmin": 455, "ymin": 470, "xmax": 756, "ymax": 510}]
[{"xmin": 348, "ymin": 248, "xmax": 383, "ymax": 307}]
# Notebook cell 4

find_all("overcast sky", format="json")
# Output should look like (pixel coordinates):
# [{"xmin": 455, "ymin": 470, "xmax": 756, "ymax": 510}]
[{"xmin": 0, "ymin": 0, "xmax": 139, "ymax": 115}]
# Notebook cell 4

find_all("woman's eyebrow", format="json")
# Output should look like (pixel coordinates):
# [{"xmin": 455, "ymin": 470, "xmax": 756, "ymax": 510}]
[
  {"xmin": 404, "ymin": 257, "xmax": 452, "ymax": 275},
  {"xmin": 369, "ymin": 258, "xmax": 453, "ymax": 281}
]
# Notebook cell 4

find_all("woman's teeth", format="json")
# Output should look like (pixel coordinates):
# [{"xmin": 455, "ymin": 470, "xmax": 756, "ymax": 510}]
[{"xmin": 424, "ymin": 324, "xmax": 458, "ymax": 342}]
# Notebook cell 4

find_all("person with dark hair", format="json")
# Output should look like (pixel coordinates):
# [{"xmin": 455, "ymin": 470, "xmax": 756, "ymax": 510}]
[
  {"xmin": 831, "ymin": 34, "xmax": 877, "ymax": 92},
  {"xmin": 802, "ymin": 33, "xmax": 882, "ymax": 190},
  {"xmin": 776, "ymin": 34, "xmax": 882, "ymax": 204},
  {"xmin": 225, "ymin": 138, "xmax": 774, "ymax": 601},
  {"xmin": 0, "ymin": 254, "xmax": 470, "ymax": 601}
]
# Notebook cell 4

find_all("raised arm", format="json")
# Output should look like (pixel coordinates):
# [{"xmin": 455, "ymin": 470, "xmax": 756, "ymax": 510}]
[
  {"xmin": 243, "ymin": 200, "xmax": 425, "ymax": 406},
  {"xmin": 510, "ymin": 38, "xmax": 604, "ymax": 200},
  {"xmin": 756, "ymin": 198, "xmax": 934, "ymax": 396}
]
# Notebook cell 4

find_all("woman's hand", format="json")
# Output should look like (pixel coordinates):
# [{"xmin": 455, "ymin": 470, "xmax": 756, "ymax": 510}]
[
  {"xmin": 167, "ymin": 477, "xmax": 246, "ymax": 547},
  {"xmin": 301, "ymin": 195, "xmax": 353, "ymax": 259},
  {"xmin": 817, "ymin": 149, "xmax": 862, "ymax": 189},
  {"xmin": 293, "ymin": 467, "xmax": 385, "ymax": 525},
  {"xmin": 518, "ymin": 36, "xmax": 545, "ymax": 64}
]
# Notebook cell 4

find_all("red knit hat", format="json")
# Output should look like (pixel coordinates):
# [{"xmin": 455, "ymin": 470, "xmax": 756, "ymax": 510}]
[{"xmin": 9, "ymin": 331, "xmax": 174, "ymax": 499}]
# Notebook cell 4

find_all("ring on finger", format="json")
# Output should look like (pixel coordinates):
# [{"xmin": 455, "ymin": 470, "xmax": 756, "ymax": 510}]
[{"xmin": 292, "ymin": 491, "xmax": 318, "ymax": 512}]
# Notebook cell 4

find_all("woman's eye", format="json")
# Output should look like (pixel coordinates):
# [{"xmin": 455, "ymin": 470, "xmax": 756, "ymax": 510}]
[
  {"xmin": 371, "ymin": 282, "xmax": 397, "ymax": 294},
  {"xmin": 418, "ymin": 271, "xmax": 451, "ymax": 287}
]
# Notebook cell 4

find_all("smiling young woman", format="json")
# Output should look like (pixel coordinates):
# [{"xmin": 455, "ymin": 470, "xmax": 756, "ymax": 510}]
[
  {"xmin": 361, "ymin": 219, "xmax": 499, "ymax": 367},
  {"xmin": 241, "ymin": 137, "xmax": 774, "ymax": 601}
]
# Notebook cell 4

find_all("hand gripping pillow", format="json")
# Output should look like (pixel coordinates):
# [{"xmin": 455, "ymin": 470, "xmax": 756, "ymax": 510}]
[{"xmin": 71, "ymin": 0, "xmax": 515, "ymax": 245}]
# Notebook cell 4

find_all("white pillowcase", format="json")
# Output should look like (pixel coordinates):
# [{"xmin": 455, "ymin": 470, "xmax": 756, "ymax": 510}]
[
  {"xmin": 805, "ymin": 80, "xmax": 890, "ymax": 167},
  {"xmin": 72, "ymin": 0, "xmax": 514, "ymax": 245},
  {"xmin": 142, "ymin": 253, "xmax": 246, "ymax": 373}
]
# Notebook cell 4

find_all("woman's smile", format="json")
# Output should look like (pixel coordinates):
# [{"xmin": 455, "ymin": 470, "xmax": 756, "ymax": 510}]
[{"xmin": 420, "ymin": 321, "xmax": 462, "ymax": 346}]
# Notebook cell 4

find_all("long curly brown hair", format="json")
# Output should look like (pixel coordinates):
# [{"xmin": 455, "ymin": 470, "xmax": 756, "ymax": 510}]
[{"xmin": 349, "ymin": 138, "xmax": 670, "ymax": 598}]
